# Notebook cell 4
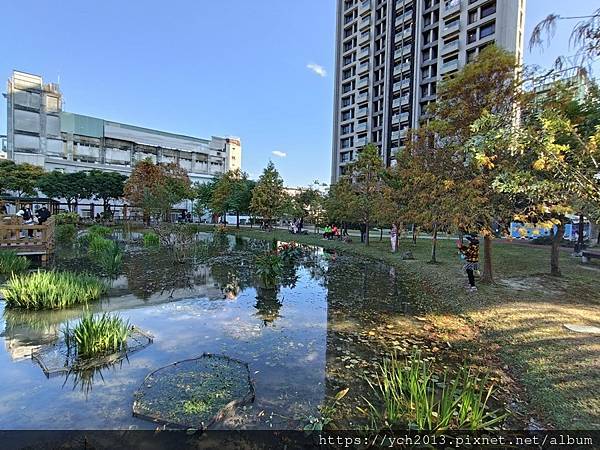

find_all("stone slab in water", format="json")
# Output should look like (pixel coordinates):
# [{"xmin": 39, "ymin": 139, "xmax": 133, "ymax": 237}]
[
  {"xmin": 564, "ymin": 324, "xmax": 600, "ymax": 334},
  {"xmin": 132, "ymin": 353, "xmax": 255, "ymax": 430},
  {"xmin": 32, "ymin": 327, "xmax": 153, "ymax": 377}
]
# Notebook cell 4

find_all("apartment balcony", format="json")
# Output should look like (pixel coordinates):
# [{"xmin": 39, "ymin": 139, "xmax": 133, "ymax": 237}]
[
  {"xmin": 392, "ymin": 96, "xmax": 410, "ymax": 109},
  {"xmin": 440, "ymin": 59, "xmax": 459, "ymax": 74},
  {"xmin": 395, "ymin": 11, "xmax": 412, "ymax": 27},
  {"xmin": 357, "ymin": 78, "xmax": 369, "ymax": 88},
  {"xmin": 391, "ymin": 112, "xmax": 409, "ymax": 124},
  {"xmin": 361, "ymin": 16, "xmax": 371, "ymax": 28},
  {"xmin": 358, "ymin": 32, "xmax": 370, "ymax": 44},
  {"xmin": 393, "ymin": 60, "xmax": 411, "ymax": 76},
  {"xmin": 356, "ymin": 91, "xmax": 369, "ymax": 103},
  {"xmin": 355, "ymin": 137, "xmax": 368, "ymax": 147},
  {"xmin": 442, "ymin": 0, "xmax": 461, "ymax": 17},
  {"xmin": 356, "ymin": 107, "xmax": 368, "ymax": 118},
  {"xmin": 358, "ymin": 62, "xmax": 369, "ymax": 74},
  {"xmin": 390, "ymin": 145, "xmax": 406, "ymax": 156},
  {"xmin": 441, "ymin": 39, "xmax": 460, "ymax": 55},
  {"xmin": 355, "ymin": 122, "xmax": 368, "ymax": 132},
  {"xmin": 358, "ymin": 47, "xmax": 370, "ymax": 58},
  {"xmin": 395, "ymin": 0, "xmax": 413, "ymax": 10},
  {"xmin": 359, "ymin": 0, "xmax": 371, "ymax": 13},
  {"xmin": 442, "ymin": 21, "xmax": 460, "ymax": 36}
]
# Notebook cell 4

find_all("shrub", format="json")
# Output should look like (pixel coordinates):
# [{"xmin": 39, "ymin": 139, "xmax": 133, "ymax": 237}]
[
  {"xmin": 143, "ymin": 232, "xmax": 160, "ymax": 248},
  {"xmin": 364, "ymin": 351, "xmax": 506, "ymax": 431},
  {"xmin": 1, "ymin": 270, "xmax": 107, "ymax": 310},
  {"xmin": 87, "ymin": 225, "xmax": 112, "ymax": 237},
  {"xmin": 63, "ymin": 312, "xmax": 130, "ymax": 359},
  {"xmin": 56, "ymin": 223, "xmax": 77, "ymax": 243},
  {"xmin": 0, "ymin": 251, "xmax": 30, "ymax": 275},
  {"xmin": 255, "ymin": 252, "xmax": 283, "ymax": 289},
  {"xmin": 55, "ymin": 212, "xmax": 79, "ymax": 225},
  {"xmin": 88, "ymin": 234, "xmax": 114, "ymax": 259}
]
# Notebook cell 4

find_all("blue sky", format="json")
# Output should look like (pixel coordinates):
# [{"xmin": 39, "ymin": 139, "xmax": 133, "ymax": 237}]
[{"xmin": 0, "ymin": 0, "xmax": 597, "ymax": 187}]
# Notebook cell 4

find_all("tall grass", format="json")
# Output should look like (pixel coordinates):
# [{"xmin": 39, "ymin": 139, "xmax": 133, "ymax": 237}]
[
  {"xmin": 364, "ymin": 351, "xmax": 506, "ymax": 431},
  {"xmin": 142, "ymin": 232, "xmax": 160, "ymax": 248},
  {"xmin": 0, "ymin": 251, "xmax": 30, "ymax": 275},
  {"xmin": 87, "ymin": 225, "xmax": 112, "ymax": 237},
  {"xmin": 86, "ymin": 232, "xmax": 123, "ymax": 275},
  {"xmin": 1, "ymin": 271, "xmax": 107, "ymax": 310},
  {"xmin": 63, "ymin": 311, "xmax": 130, "ymax": 359}
]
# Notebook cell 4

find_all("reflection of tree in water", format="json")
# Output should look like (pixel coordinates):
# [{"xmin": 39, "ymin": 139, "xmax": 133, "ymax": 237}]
[
  {"xmin": 254, "ymin": 287, "xmax": 282, "ymax": 326},
  {"xmin": 62, "ymin": 360, "xmax": 128, "ymax": 399},
  {"xmin": 208, "ymin": 252, "xmax": 255, "ymax": 299},
  {"xmin": 123, "ymin": 250, "xmax": 200, "ymax": 300}
]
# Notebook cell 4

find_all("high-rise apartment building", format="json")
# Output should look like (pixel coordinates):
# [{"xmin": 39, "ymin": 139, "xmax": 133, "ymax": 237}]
[
  {"xmin": 5, "ymin": 70, "xmax": 241, "ymax": 184},
  {"xmin": 331, "ymin": 0, "xmax": 526, "ymax": 181}
]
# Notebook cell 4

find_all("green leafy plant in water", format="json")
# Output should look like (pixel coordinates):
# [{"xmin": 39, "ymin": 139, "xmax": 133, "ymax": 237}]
[
  {"xmin": 0, "ymin": 251, "xmax": 30, "ymax": 275},
  {"xmin": 143, "ymin": 232, "xmax": 160, "ymax": 248},
  {"xmin": 63, "ymin": 311, "xmax": 130, "ymax": 359},
  {"xmin": 255, "ymin": 252, "xmax": 283, "ymax": 289},
  {"xmin": 56, "ymin": 223, "xmax": 77, "ymax": 243},
  {"xmin": 277, "ymin": 241, "xmax": 304, "ymax": 263},
  {"xmin": 1, "ymin": 270, "xmax": 107, "ymax": 310},
  {"xmin": 304, "ymin": 388, "xmax": 349, "ymax": 431},
  {"xmin": 87, "ymin": 225, "xmax": 112, "ymax": 237},
  {"xmin": 363, "ymin": 351, "xmax": 507, "ymax": 431}
]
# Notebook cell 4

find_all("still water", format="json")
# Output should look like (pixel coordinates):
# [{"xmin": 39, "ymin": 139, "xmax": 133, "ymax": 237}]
[{"xmin": 0, "ymin": 234, "xmax": 418, "ymax": 430}]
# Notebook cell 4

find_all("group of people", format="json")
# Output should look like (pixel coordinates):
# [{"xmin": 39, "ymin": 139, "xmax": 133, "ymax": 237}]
[
  {"xmin": 178, "ymin": 210, "xmax": 193, "ymax": 223},
  {"xmin": 323, "ymin": 224, "xmax": 349, "ymax": 240},
  {"xmin": 289, "ymin": 218, "xmax": 304, "ymax": 234}
]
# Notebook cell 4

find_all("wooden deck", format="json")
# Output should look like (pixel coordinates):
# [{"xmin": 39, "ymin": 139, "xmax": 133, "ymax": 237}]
[{"xmin": 0, "ymin": 216, "xmax": 56, "ymax": 263}]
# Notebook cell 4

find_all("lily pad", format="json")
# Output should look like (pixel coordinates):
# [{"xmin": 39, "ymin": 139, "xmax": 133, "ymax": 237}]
[{"xmin": 132, "ymin": 353, "xmax": 255, "ymax": 430}]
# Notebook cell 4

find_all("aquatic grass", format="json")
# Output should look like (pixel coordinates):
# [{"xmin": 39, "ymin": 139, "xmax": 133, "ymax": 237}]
[
  {"xmin": 143, "ymin": 232, "xmax": 160, "ymax": 248},
  {"xmin": 0, "ymin": 251, "xmax": 30, "ymax": 275},
  {"xmin": 1, "ymin": 270, "xmax": 107, "ymax": 310},
  {"xmin": 255, "ymin": 252, "xmax": 283, "ymax": 289},
  {"xmin": 96, "ymin": 240, "xmax": 123, "ymax": 276},
  {"xmin": 63, "ymin": 311, "xmax": 130, "ymax": 359},
  {"xmin": 56, "ymin": 223, "xmax": 77, "ymax": 243},
  {"xmin": 364, "ymin": 351, "xmax": 506, "ymax": 431},
  {"xmin": 87, "ymin": 225, "xmax": 112, "ymax": 237}
]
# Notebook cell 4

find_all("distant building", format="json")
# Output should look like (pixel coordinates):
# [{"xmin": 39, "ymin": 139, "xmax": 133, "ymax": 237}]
[
  {"xmin": 529, "ymin": 67, "xmax": 592, "ymax": 103},
  {"xmin": 0, "ymin": 135, "xmax": 6, "ymax": 159},
  {"xmin": 5, "ymin": 70, "xmax": 241, "ymax": 184},
  {"xmin": 331, "ymin": 0, "xmax": 526, "ymax": 182}
]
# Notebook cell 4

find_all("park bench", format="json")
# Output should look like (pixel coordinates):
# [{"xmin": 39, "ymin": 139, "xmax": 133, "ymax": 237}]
[{"xmin": 582, "ymin": 250, "xmax": 600, "ymax": 263}]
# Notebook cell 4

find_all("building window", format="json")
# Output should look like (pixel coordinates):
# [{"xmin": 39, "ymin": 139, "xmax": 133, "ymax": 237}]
[
  {"xmin": 480, "ymin": 1, "xmax": 496, "ymax": 19},
  {"xmin": 467, "ymin": 28, "xmax": 477, "ymax": 44},
  {"xmin": 468, "ymin": 9, "xmax": 478, "ymax": 24},
  {"xmin": 479, "ymin": 21, "xmax": 495, "ymax": 38}
]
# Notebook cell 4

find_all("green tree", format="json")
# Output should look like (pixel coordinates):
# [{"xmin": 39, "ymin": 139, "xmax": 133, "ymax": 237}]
[
  {"xmin": 0, "ymin": 161, "xmax": 45, "ymax": 199},
  {"xmin": 87, "ymin": 170, "xmax": 127, "ymax": 213},
  {"xmin": 250, "ymin": 161, "xmax": 285, "ymax": 229},
  {"xmin": 211, "ymin": 169, "xmax": 255, "ymax": 228},
  {"xmin": 346, "ymin": 143, "xmax": 385, "ymax": 246},
  {"xmin": 192, "ymin": 179, "xmax": 218, "ymax": 222},
  {"xmin": 37, "ymin": 170, "xmax": 92, "ymax": 211}
]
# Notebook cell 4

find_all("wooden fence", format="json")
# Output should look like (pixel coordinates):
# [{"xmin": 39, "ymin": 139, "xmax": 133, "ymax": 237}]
[{"xmin": 0, "ymin": 216, "xmax": 56, "ymax": 263}]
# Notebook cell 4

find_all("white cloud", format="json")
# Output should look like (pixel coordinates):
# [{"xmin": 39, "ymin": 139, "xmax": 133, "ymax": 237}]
[
  {"xmin": 272, "ymin": 150, "xmax": 287, "ymax": 158},
  {"xmin": 306, "ymin": 63, "xmax": 327, "ymax": 77}
]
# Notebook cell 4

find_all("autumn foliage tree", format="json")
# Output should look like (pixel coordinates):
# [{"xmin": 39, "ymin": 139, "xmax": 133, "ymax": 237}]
[{"xmin": 124, "ymin": 159, "xmax": 191, "ymax": 223}]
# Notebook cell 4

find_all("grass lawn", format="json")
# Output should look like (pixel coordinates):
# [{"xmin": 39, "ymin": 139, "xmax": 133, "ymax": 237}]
[{"xmin": 196, "ymin": 224, "xmax": 600, "ymax": 429}]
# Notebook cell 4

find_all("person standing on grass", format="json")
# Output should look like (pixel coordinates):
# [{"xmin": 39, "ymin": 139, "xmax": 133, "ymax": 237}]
[
  {"xmin": 458, "ymin": 235, "xmax": 479, "ymax": 292},
  {"xmin": 390, "ymin": 224, "xmax": 398, "ymax": 253}
]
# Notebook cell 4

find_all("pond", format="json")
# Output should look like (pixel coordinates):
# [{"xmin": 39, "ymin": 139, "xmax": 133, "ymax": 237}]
[{"xmin": 0, "ymin": 232, "xmax": 428, "ymax": 430}]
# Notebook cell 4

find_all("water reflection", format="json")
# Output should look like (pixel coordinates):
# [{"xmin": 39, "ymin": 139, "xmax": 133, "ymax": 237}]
[{"xmin": 0, "ymin": 233, "xmax": 416, "ymax": 429}]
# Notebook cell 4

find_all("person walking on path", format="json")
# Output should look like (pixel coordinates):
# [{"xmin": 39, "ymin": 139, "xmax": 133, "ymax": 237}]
[
  {"xmin": 459, "ymin": 235, "xmax": 479, "ymax": 292},
  {"xmin": 390, "ymin": 224, "xmax": 398, "ymax": 253}
]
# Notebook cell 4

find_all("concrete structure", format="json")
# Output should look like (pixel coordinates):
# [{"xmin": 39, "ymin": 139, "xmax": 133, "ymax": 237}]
[
  {"xmin": 5, "ymin": 71, "xmax": 241, "ymax": 184},
  {"xmin": 331, "ymin": 0, "xmax": 526, "ymax": 181},
  {"xmin": 529, "ymin": 67, "xmax": 592, "ymax": 103},
  {"xmin": 0, "ymin": 135, "xmax": 6, "ymax": 159}
]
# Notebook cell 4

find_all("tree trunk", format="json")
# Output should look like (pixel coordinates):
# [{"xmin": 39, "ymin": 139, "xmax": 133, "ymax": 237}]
[
  {"xmin": 481, "ymin": 234, "xmax": 494, "ymax": 284},
  {"xmin": 430, "ymin": 224, "xmax": 438, "ymax": 263},
  {"xmin": 236, "ymin": 211, "xmax": 240, "ymax": 229},
  {"xmin": 576, "ymin": 213, "xmax": 584, "ymax": 253},
  {"xmin": 394, "ymin": 223, "xmax": 400, "ymax": 253},
  {"xmin": 412, "ymin": 224, "xmax": 417, "ymax": 245},
  {"xmin": 365, "ymin": 221, "xmax": 370, "ymax": 246},
  {"xmin": 379, "ymin": 228, "xmax": 383, "ymax": 242},
  {"xmin": 551, "ymin": 222, "xmax": 565, "ymax": 277}
]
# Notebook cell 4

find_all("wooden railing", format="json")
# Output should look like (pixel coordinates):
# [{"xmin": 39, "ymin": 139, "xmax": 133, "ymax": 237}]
[{"xmin": 0, "ymin": 216, "xmax": 56, "ymax": 261}]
